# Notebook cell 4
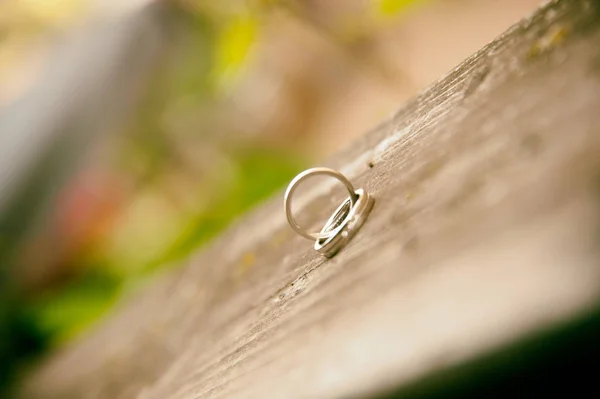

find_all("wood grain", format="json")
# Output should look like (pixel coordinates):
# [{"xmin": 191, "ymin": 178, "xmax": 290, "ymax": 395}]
[{"xmin": 19, "ymin": 0, "xmax": 600, "ymax": 398}]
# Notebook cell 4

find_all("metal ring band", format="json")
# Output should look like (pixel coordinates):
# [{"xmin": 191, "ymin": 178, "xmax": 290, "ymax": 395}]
[{"xmin": 284, "ymin": 167, "xmax": 359, "ymax": 241}]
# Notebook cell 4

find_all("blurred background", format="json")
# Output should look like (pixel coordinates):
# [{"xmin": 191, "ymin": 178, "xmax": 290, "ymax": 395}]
[{"xmin": 0, "ymin": 0, "xmax": 540, "ymax": 392}]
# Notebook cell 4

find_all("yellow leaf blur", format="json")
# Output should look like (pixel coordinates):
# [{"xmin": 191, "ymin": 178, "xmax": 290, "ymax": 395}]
[
  {"xmin": 375, "ymin": 0, "xmax": 421, "ymax": 17},
  {"xmin": 212, "ymin": 13, "xmax": 258, "ymax": 89}
]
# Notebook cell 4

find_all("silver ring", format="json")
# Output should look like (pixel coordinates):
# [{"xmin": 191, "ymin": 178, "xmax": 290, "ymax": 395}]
[{"xmin": 284, "ymin": 167, "xmax": 359, "ymax": 241}]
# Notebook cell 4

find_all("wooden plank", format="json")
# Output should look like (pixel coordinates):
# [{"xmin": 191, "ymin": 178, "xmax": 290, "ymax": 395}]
[{"xmin": 19, "ymin": 0, "xmax": 600, "ymax": 398}]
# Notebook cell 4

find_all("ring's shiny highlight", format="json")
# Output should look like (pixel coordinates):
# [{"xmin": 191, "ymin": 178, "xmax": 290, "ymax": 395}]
[{"xmin": 284, "ymin": 167, "xmax": 374, "ymax": 258}]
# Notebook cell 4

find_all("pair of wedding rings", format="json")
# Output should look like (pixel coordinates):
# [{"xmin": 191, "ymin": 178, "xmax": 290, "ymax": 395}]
[{"xmin": 284, "ymin": 167, "xmax": 374, "ymax": 258}]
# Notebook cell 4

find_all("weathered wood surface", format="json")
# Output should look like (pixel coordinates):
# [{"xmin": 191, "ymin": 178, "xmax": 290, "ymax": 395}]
[{"xmin": 20, "ymin": 0, "xmax": 600, "ymax": 398}]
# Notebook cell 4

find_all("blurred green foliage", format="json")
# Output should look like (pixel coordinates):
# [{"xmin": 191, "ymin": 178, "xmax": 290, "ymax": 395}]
[
  {"xmin": 23, "ymin": 272, "xmax": 120, "ymax": 345},
  {"xmin": 15, "ymin": 1, "xmax": 307, "ymax": 346}
]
